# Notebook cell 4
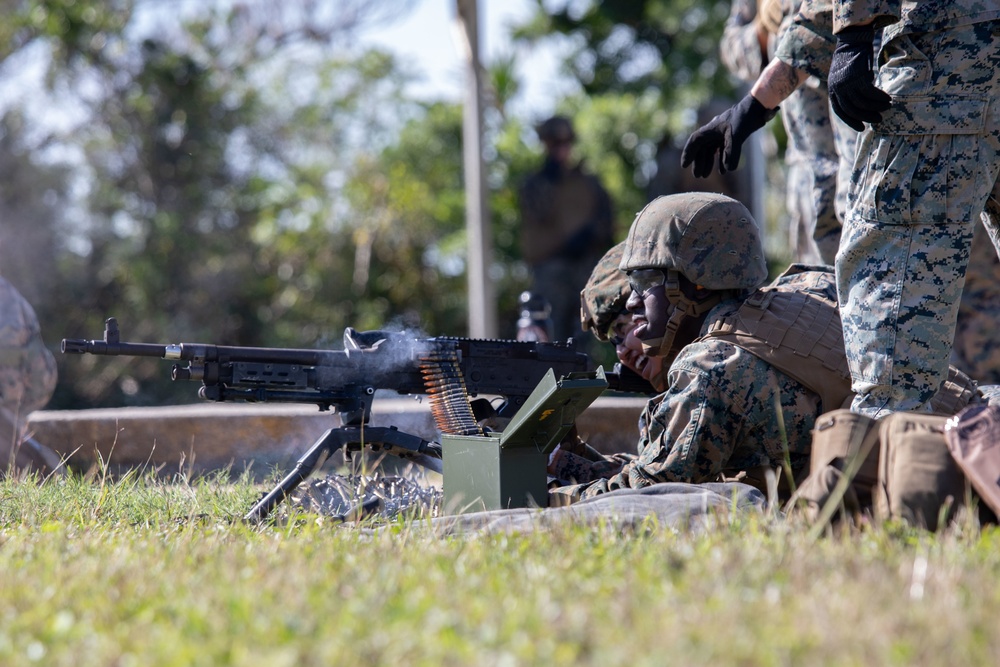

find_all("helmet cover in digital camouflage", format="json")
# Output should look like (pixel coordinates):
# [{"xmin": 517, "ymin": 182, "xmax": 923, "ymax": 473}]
[
  {"xmin": 580, "ymin": 241, "xmax": 628, "ymax": 341},
  {"xmin": 620, "ymin": 192, "xmax": 767, "ymax": 291}
]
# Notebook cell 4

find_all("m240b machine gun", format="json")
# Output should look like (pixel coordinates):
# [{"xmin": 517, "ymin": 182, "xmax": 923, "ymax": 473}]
[{"xmin": 62, "ymin": 318, "xmax": 607, "ymax": 521}]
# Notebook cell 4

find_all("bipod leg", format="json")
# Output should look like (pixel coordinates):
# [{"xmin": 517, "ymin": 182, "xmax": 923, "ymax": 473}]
[{"xmin": 243, "ymin": 428, "xmax": 348, "ymax": 524}]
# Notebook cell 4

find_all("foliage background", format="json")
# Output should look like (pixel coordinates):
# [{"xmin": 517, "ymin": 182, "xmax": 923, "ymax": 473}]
[{"xmin": 0, "ymin": 0, "xmax": 789, "ymax": 409}]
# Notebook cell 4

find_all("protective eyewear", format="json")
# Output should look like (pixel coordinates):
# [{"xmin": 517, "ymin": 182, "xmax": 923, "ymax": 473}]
[{"xmin": 627, "ymin": 269, "xmax": 667, "ymax": 299}]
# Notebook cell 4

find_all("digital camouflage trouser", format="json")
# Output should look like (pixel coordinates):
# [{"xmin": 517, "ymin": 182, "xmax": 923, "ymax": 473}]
[{"xmin": 837, "ymin": 20, "xmax": 1000, "ymax": 417}]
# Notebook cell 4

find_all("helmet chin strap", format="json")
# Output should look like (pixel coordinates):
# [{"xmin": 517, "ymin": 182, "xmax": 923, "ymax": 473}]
[{"xmin": 639, "ymin": 270, "xmax": 720, "ymax": 359}]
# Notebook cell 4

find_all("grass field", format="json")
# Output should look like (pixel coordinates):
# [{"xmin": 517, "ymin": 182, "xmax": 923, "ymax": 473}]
[{"xmin": 1, "ymin": 469, "xmax": 998, "ymax": 666}]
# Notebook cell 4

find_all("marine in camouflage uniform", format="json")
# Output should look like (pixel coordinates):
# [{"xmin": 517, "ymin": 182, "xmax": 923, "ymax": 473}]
[
  {"xmin": 781, "ymin": 2, "xmax": 1000, "ymax": 386},
  {"xmin": 710, "ymin": 1, "xmax": 1000, "ymax": 385},
  {"xmin": 551, "ymin": 193, "xmax": 990, "ymax": 503},
  {"xmin": 519, "ymin": 116, "xmax": 615, "ymax": 345},
  {"xmin": 831, "ymin": 1, "xmax": 1000, "ymax": 416},
  {"xmin": 0, "ymin": 277, "xmax": 61, "ymax": 474},
  {"xmin": 553, "ymin": 193, "xmax": 834, "ymax": 500}
]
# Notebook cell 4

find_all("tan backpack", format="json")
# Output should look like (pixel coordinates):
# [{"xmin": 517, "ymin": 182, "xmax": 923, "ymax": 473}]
[{"xmin": 944, "ymin": 403, "xmax": 1000, "ymax": 518}]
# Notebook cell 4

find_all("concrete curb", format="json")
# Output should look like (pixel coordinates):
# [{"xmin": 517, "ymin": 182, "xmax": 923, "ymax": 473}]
[{"xmin": 27, "ymin": 396, "xmax": 648, "ymax": 477}]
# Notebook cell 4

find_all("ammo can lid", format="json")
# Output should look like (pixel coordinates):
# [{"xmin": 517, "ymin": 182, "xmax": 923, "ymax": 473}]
[{"xmin": 499, "ymin": 367, "xmax": 608, "ymax": 453}]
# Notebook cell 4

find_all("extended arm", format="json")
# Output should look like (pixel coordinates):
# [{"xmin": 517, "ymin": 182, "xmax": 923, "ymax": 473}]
[
  {"xmin": 750, "ymin": 58, "xmax": 810, "ymax": 110},
  {"xmin": 680, "ymin": 56, "xmax": 808, "ymax": 178}
]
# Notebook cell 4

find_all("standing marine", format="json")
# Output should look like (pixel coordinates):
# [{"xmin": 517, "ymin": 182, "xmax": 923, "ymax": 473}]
[
  {"xmin": 829, "ymin": 0, "xmax": 1000, "ymax": 416},
  {"xmin": 518, "ymin": 115, "xmax": 615, "ymax": 345}
]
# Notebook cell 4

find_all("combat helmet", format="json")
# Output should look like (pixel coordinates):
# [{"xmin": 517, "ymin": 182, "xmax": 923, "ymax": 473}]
[
  {"xmin": 620, "ymin": 192, "xmax": 767, "ymax": 357},
  {"xmin": 580, "ymin": 241, "xmax": 628, "ymax": 341}
]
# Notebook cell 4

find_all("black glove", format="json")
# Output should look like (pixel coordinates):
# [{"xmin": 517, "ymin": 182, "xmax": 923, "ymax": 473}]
[
  {"xmin": 828, "ymin": 25, "xmax": 892, "ymax": 132},
  {"xmin": 680, "ymin": 94, "xmax": 777, "ymax": 178}
]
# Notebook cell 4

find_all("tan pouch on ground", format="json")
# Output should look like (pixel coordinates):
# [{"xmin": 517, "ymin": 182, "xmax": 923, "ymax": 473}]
[
  {"xmin": 788, "ymin": 409, "xmax": 880, "ymax": 521},
  {"xmin": 875, "ymin": 412, "xmax": 965, "ymax": 531},
  {"xmin": 810, "ymin": 409, "xmax": 880, "ymax": 501},
  {"xmin": 944, "ymin": 403, "xmax": 1000, "ymax": 518}
]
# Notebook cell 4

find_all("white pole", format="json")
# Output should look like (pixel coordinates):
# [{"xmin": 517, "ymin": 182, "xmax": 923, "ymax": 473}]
[{"xmin": 454, "ymin": 0, "xmax": 497, "ymax": 338}]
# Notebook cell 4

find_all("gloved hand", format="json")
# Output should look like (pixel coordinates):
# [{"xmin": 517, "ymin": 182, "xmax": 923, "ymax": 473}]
[
  {"xmin": 828, "ymin": 24, "xmax": 892, "ymax": 132},
  {"xmin": 681, "ymin": 94, "xmax": 777, "ymax": 177}
]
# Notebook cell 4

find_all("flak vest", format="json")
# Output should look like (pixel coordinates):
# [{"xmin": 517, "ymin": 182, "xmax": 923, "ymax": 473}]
[{"xmin": 699, "ymin": 265, "xmax": 978, "ymax": 415}]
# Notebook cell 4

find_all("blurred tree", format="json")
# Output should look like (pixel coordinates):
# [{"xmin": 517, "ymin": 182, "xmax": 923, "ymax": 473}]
[
  {"xmin": 339, "ymin": 99, "xmax": 536, "ymax": 341},
  {"xmin": 342, "ymin": 103, "xmax": 469, "ymax": 334},
  {"xmin": 0, "ymin": 0, "xmax": 421, "ymax": 407},
  {"xmin": 510, "ymin": 0, "xmax": 740, "ymax": 214},
  {"xmin": 513, "ymin": 0, "xmax": 734, "ymax": 101}
]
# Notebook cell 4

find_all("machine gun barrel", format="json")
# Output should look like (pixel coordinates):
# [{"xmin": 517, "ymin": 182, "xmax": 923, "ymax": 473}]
[
  {"xmin": 61, "ymin": 318, "xmax": 341, "ymax": 366},
  {"xmin": 61, "ymin": 336, "xmax": 167, "ymax": 358}
]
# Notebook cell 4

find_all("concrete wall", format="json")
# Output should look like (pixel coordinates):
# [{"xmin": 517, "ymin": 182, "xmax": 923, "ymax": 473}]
[{"xmin": 27, "ymin": 395, "xmax": 648, "ymax": 478}]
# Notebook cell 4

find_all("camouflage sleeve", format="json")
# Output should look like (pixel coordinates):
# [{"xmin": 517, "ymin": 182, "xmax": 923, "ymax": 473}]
[
  {"xmin": 775, "ymin": 0, "xmax": 837, "ymax": 79},
  {"xmin": 721, "ymin": 0, "xmax": 766, "ymax": 82},
  {"xmin": 833, "ymin": 0, "xmax": 900, "ymax": 33},
  {"xmin": 771, "ymin": 265, "xmax": 840, "ymax": 300},
  {"xmin": 576, "ymin": 338, "xmax": 821, "ymax": 500}
]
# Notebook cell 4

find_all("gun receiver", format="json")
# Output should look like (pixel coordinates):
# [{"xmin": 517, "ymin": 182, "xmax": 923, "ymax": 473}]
[{"xmin": 62, "ymin": 317, "xmax": 594, "ymax": 521}]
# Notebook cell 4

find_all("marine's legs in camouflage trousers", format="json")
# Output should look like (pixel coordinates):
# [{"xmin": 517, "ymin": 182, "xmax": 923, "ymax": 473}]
[
  {"xmin": 838, "ymin": 218, "xmax": 974, "ymax": 414},
  {"xmin": 953, "ymin": 200, "xmax": 1000, "ymax": 384},
  {"xmin": 829, "ymin": 109, "xmax": 859, "ymax": 261},
  {"xmin": 837, "ymin": 21, "xmax": 1000, "ymax": 418},
  {"xmin": 782, "ymin": 83, "xmax": 839, "ymax": 265}
]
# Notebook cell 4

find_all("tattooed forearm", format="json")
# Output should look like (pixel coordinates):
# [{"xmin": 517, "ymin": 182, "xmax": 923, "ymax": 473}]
[{"xmin": 750, "ymin": 59, "xmax": 810, "ymax": 110}]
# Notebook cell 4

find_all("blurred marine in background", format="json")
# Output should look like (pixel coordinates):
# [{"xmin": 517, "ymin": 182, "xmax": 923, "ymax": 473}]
[
  {"xmin": 0, "ymin": 277, "xmax": 61, "ymax": 475},
  {"xmin": 519, "ymin": 115, "xmax": 615, "ymax": 345}
]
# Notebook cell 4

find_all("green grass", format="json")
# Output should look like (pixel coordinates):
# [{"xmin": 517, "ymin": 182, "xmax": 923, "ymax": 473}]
[{"xmin": 1, "ymin": 470, "xmax": 999, "ymax": 666}]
